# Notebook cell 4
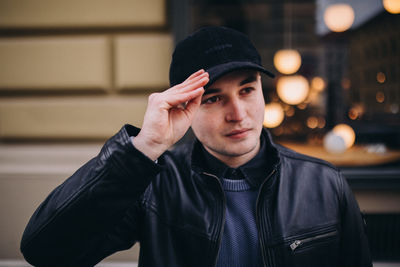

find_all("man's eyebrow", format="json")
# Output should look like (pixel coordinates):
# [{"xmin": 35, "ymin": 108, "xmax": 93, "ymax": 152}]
[
  {"xmin": 239, "ymin": 75, "xmax": 258, "ymax": 86},
  {"xmin": 203, "ymin": 88, "xmax": 221, "ymax": 96},
  {"xmin": 203, "ymin": 74, "xmax": 258, "ymax": 96}
]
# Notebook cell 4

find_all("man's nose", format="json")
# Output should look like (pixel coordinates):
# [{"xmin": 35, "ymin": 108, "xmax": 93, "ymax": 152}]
[{"xmin": 225, "ymin": 99, "xmax": 246, "ymax": 122}]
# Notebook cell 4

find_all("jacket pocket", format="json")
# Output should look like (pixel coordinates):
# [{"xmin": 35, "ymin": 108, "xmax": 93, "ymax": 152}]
[
  {"xmin": 289, "ymin": 229, "xmax": 339, "ymax": 253},
  {"xmin": 276, "ymin": 228, "xmax": 341, "ymax": 267}
]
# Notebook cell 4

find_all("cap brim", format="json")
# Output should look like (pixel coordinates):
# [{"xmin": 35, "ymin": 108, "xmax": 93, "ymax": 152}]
[{"xmin": 205, "ymin": 61, "xmax": 275, "ymax": 87}]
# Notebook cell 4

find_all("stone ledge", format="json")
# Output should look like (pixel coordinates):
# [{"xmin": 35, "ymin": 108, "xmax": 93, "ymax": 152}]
[
  {"xmin": 0, "ymin": 96, "xmax": 148, "ymax": 139},
  {"xmin": 0, "ymin": 0, "xmax": 166, "ymax": 29}
]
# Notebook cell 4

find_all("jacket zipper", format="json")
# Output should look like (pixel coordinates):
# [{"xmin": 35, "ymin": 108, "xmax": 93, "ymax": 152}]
[
  {"xmin": 202, "ymin": 172, "xmax": 226, "ymax": 267},
  {"xmin": 256, "ymin": 168, "xmax": 277, "ymax": 267},
  {"xmin": 289, "ymin": 230, "xmax": 338, "ymax": 251}
]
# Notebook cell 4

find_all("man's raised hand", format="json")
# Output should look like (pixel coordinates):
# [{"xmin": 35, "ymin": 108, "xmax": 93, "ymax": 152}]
[{"xmin": 133, "ymin": 70, "xmax": 209, "ymax": 160}]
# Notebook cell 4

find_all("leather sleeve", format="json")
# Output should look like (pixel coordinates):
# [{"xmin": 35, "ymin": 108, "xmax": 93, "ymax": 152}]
[
  {"xmin": 20, "ymin": 125, "xmax": 162, "ymax": 267},
  {"xmin": 338, "ymin": 172, "xmax": 372, "ymax": 267}
]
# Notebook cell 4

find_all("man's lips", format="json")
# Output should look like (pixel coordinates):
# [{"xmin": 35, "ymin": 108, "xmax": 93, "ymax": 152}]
[{"xmin": 225, "ymin": 128, "xmax": 251, "ymax": 138}]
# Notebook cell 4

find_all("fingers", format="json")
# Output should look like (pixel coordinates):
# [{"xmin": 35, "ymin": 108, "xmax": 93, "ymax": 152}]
[
  {"xmin": 165, "ymin": 86, "xmax": 205, "ymax": 108},
  {"xmin": 185, "ymin": 69, "xmax": 206, "ymax": 81},
  {"xmin": 150, "ymin": 69, "xmax": 208, "ymax": 110},
  {"xmin": 172, "ymin": 70, "xmax": 209, "ymax": 92},
  {"xmin": 161, "ymin": 70, "xmax": 208, "ymax": 107},
  {"xmin": 179, "ymin": 74, "xmax": 209, "ymax": 93}
]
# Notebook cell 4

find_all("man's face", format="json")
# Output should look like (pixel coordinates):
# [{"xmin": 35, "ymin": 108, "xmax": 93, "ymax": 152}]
[{"xmin": 191, "ymin": 69, "xmax": 265, "ymax": 167}]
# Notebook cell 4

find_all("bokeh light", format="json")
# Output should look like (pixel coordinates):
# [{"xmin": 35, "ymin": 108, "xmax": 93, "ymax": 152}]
[
  {"xmin": 307, "ymin": 117, "xmax": 319, "ymax": 129},
  {"xmin": 324, "ymin": 132, "xmax": 347, "ymax": 153},
  {"xmin": 276, "ymin": 75, "xmax": 309, "ymax": 105},
  {"xmin": 383, "ymin": 0, "xmax": 400, "ymax": 14},
  {"xmin": 390, "ymin": 104, "xmax": 399, "ymax": 114},
  {"xmin": 285, "ymin": 106, "xmax": 295, "ymax": 117},
  {"xmin": 273, "ymin": 49, "xmax": 302, "ymax": 75},
  {"xmin": 332, "ymin": 124, "xmax": 356, "ymax": 149},
  {"xmin": 348, "ymin": 104, "xmax": 365, "ymax": 120},
  {"xmin": 297, "ymin": 103, "xmax": 308, "ymax": 110},
  {"xmin": 311, "ymin": 77, "xmax": 325, "ymax": 92},
  {"xmin": 324, "ymin": 4, "xmax": 355, "ymax": 32},
  {"xmin": 264, "ymin": 103, "xmax": 285, "ymax": 128},
  {"xmin": 377, "ymin": 72, "xmax": 386, "ymax": 83},
  {"xmin": 348, "ymin": 109, "xmax": 358, "ymax": 120},
  {"xmin": 376, "ymin": 91, "xmax": 385, "ymax": 103},
  {"xmin": 317, "ymin": 117, "xmax": 326, "ymax": 129}
]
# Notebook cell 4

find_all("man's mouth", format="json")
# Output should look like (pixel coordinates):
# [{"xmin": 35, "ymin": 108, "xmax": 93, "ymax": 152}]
[{"xmin": 225, "ymin": 128, "xmax": 251, "ymax": 139}]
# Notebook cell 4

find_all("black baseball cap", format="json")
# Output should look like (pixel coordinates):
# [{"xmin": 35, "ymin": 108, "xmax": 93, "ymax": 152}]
[{"xmin": 169, "ymin": 26, "xmax": 275, "ymax": 87}]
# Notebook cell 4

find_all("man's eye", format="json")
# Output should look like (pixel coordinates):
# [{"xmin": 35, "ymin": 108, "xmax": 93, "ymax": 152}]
[
  {"xmin": 240, "ymin": 87, "xmax": 254, "ymax": 95},
  {"xmin": 202, "ymin": 96, "xmax": 221, "ymax": 104}
]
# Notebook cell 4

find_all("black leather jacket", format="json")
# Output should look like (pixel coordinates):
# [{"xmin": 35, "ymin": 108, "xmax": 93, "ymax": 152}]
[{"xmin": 21, "ymin": 125, "xmax": 372, "ymax": 267}]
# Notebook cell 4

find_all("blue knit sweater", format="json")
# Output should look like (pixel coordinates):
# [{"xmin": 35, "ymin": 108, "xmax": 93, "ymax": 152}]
[{"xmin": 216, "ymin": 178, "xmax": 263, "ymax": 267}]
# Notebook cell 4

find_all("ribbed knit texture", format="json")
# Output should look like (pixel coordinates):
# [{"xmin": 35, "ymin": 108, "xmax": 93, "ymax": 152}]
[
  {"xmin": 216, "ymin": 178, "xmax": 263, "ymax": 267},
  {"xmin": 221, "ymin": 178, "xmax": 252, "ymax": 191}
]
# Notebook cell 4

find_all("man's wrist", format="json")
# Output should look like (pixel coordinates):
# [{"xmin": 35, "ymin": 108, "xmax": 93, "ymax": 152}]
[{"xmin": 131, "ymin": 135, "xmax": 165, "ymax": 161}]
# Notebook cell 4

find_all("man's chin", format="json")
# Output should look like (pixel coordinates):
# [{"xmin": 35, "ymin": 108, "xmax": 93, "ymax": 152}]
[{"xmin": 219, "ymin": 140, "xmax": 260, "ymax": 158}]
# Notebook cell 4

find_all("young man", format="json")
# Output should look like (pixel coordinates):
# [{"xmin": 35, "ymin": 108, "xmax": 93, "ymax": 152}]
[{"xmin": 21, "ymin": 26, "xmax": 372, "ymax": 267}]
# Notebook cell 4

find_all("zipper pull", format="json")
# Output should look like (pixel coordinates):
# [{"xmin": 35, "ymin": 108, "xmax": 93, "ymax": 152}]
[{"xmin": 290, "ymin": 240, "xmax": 302, "ymax": 251}]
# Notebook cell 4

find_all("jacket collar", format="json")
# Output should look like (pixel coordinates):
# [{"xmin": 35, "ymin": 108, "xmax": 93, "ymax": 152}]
[{"xmin": 191, "ymin": 128, "xmax": 280, "ymax": 187}]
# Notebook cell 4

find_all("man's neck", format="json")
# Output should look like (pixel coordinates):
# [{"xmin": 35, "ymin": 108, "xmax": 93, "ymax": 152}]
[{"xmin": 204, "ymin": 141, "xmax": 261, "ymax": 169}]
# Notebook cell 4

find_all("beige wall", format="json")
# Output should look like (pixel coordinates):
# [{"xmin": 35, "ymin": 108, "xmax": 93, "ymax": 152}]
[
  {"xmin": 0, "ymin": 0, "xmax": 172, "ymax": 140},
  {"xmin": 0, "ymin": 34, "xmax": 173, "ymax": 139},
  {"xmin": 0, "ymin": 0, "xmax": 171, "ymax": 263}
]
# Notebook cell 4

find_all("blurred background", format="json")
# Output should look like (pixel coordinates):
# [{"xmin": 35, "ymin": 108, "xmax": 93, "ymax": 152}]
[{"xmin": 0, "ymin": 0, "xmax": 399, "ymax": 266}]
